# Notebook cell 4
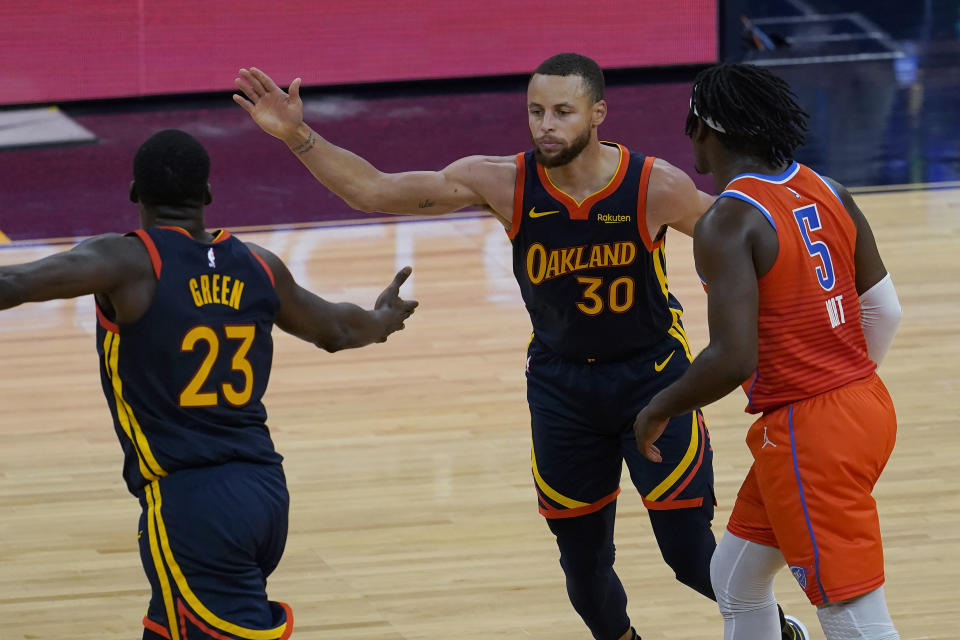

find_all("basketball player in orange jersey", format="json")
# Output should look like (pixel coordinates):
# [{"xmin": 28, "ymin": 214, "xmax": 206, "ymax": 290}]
[
  {"xmin": 0, "ymin": 129, "xmax": 417, "ymax": 640},
  {"xmin": 234, "ymin": 55, "xmax": 807, "ymax": 640},
  {"xmin": 634, "ymin": 63, "xmax": 903, "ymax": 639}
]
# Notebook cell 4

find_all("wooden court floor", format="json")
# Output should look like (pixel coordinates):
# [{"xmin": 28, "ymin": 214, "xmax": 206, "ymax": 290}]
[{"xmin": 0, "ymin": 187, "xmax": 957, "ymax": 639}]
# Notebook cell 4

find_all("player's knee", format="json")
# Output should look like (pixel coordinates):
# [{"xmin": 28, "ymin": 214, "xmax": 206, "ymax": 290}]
[
  {"xmin": 662, "ymin": 542, "xmax": 707, "ymax": 584},
  {"xmin": 552, "ymin": 525, "xmax": 615, "ymax": 579},
  {"xmin": 709, "ymin": 542, "xmax": 728, "ymax": 603},
  {"xmin": 548, "ymin": 504, "xmax": 617, "ymax": 579},
  {"xmin": 816, "ymin": 587, "xmax": 899, "ymax": 640},
  {"xmin": 650, "ymin": 508, "xmax": 715, "ymax": 598},
  {"xmin": 710, "ymin": 536, "xmax": 777, "ymax": 615}
]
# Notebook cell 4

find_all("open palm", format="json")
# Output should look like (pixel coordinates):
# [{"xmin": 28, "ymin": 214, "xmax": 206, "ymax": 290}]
[{"xmin": 233, "ymin": 67, "xmax": 304, "ymax": 141}]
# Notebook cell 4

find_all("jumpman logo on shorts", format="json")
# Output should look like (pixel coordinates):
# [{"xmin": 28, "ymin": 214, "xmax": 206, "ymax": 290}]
[{"xmin": 761, "ymin": 426, "xmax": 777, "ymax": 448}]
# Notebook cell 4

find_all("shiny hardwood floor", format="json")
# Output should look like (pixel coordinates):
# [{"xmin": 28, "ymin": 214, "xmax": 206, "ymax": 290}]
[{"xmin": 0, "ymin": 186, "xmax": 957, "ymax": 639}]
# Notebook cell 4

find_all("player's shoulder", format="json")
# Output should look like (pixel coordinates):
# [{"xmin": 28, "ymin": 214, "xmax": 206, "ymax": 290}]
[
  {"xmin": 242, "ymin": 241, "xmax": 280, "ymax": 269},
  {"xmin": 646, "ymin": 158, "xmax": 698, "ymax": 201},
  {"xmin": 817, "ymin": 173, "xmax": 853, "ymax": 203},
  {"xmin": 695, "ymin": 193, "xmax": 763, "ymax": 237},
  {"xmin": 648, "ymin": 157, "xmax": 691, "ymax": 183},
  {"xmin": 242, "ymin": 241, "xmax": 291, "ymax": 285},
  {"xmin": 644, "ymin": 158, "xmax": 699, "ymax": 210},
  {"xmin": 442, "ymin": 155, "xmax": 518, "ymax": 200},
  {"xmin": 79, "ymin": 232, "xmax": 152, "ymax": 262}
]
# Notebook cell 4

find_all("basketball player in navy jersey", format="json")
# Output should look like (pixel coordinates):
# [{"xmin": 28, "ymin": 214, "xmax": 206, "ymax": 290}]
[
  {"xmin": 0, "ymin": 129, "xmax": 417, "ymax": 640},
  {"xmin": 235, "ymin": 54, "xmax": 805, "ymax": 640}
]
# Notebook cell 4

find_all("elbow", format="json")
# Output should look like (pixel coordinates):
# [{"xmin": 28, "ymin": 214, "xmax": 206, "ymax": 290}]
[
  {"xmin": 716, "ymin": 345, "xmax": 757, "ymax": 385},
  {"xmin": 315, "ymin": 326, "xmax": 356, "ymax": 353},
  {"xmin": 344, "ymin": 193, "xmax": 379, "ymax": 214},
  {"xmin": 342, "ymin": 179, "xmax": 385, "ymax": 214},
  {"xmin": 0, "ymin": 273, "xmax": 26, "ymax": 310},
  {"xmin": 886, "ymin": 302, "xmax": 903, "ymax": 330},
  {"xmin": 317, "ymin": 333, "xmax": 348, "ymax": 353},
  {"xmin": 730, "ymin": 358, "xmax": 757, "ymax": 385}
]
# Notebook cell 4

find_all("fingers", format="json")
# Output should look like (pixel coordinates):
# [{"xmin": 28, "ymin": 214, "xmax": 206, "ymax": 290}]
[
  {"xmin": 234, "ymin": 76, "xmax": 260, "ymax": 104},
  {"xmin": 389, "ymin": 266, "xmax": 413, "ymax": 290},
  {"xmin": 232, "ymin": 93, "xmax": 255, "ymax": 114},
  {"xmin": 251, "ymin": 67, "xmax": 280, "ymax": 92},
  {"xmin": 238, "ymin": 68, "xmax": 267, "ymax": 97},
  {"xmin": 643, "ymin": 444, "xmax": 663, "ymax": 463},
  {"xmin": 289, "ymin": 77, "xmax": 302, "ymax": 102}
]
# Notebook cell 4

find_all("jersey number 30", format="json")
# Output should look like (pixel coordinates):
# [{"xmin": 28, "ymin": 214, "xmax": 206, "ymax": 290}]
[
  {"xmin": 179, "ymin": 325, "xmax": 256, "ymax": 407},
  {"xmin": 792, "ymin": 204, "xmax": 836, "ymax": 291},
  {"xmin": 575, "ymin": 276, "xmax": 635, "ymax": 315}
]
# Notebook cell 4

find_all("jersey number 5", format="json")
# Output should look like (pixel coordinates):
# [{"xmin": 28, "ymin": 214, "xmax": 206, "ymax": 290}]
[
  {"xmin": 179, "ymin": 325, "xmax": 256, "ymax": 407},
  {"xmin": 792, "ymin": 204, "xmax": 836, "ymax": 291}
]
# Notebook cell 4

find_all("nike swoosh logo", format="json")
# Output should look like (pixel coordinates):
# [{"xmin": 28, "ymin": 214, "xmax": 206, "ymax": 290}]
[
  {"xmin": 529, "ymin": 207, "xmax": 560, "ymax": 218},
  {"xmin": 654, "ymin": 351, "xmax": 675, "ymax": 372}
]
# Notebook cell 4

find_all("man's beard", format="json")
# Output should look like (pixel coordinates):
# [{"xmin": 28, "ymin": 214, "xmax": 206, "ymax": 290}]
[{"xmin": 533, "ymin": 126, "xmax": 591, "ymax": 168}]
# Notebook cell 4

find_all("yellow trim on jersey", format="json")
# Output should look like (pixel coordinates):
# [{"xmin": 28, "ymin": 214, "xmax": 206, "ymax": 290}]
[
  {"xmin": 148, "ymin": 482, "xmax": 289, "ymax": 640},
  {"xmin": 532, "ymin": 445, "xmax": 589, "ymax": 508},
  {"xmin": 645, "ymin": 412, "xmax": 699, "ymax": 501},
  {"xmin": 145, "ymin": 484, "xmax": 181, "ymax": 640},
  {"xmin": 667, "ymin": 309, "xmax": 693, "ymax": 361},
  {"xmin": 103, "ymin": 332, "xmax": 167, "ymax": 480},
  {"xmin": 652, "ymin": 245, "xmax": 670, "ymax": 299},
  {"xmin": 542, "ymin": 144, "xmax": 624, "ymax": 207},
  {"xmin": 652, "ymin": 245, "xmax": 693, "ymax": 361},
  {"xmin": 0, "ymin": 229, "xmax": 10, "ymax": 243}
]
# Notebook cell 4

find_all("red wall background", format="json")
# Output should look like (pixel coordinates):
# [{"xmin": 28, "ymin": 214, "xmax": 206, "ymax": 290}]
[{"xmin": 0, "ymin": 1, "xmax": 716, "ymax": 105}]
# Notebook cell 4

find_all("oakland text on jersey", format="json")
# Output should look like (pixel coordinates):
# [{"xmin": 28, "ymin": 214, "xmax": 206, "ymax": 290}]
[{"xmin": 526, "ymin": 241, "xmax": 638, "ymax": 284}]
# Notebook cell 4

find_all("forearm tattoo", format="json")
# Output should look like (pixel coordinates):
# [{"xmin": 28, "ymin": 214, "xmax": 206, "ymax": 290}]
[
  {"xmin": 418, "ymin": 199, "xmax": 435, "ymax": 209},
  {"xmin": 291, "ymin": 132, "xmax": 317, "ymax": 155}
]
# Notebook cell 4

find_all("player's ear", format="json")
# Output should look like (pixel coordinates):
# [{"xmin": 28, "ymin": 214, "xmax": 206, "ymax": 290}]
[
  {"xmin": 592, "ymin": 99, "xmax": 607, "ymax": 127},
  {"xmin": 129, "ymin": 181, "xmax": 139, "ymax": 203},
  {"xmin": 204, "ymin": 183, "xmax": 213, "ymax": 205}
]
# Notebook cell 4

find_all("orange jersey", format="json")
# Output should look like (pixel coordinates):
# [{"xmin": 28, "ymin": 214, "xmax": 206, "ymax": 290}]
[{"xmin": 719, "ymin": 162, "xmax": 875, "ymax": 413}]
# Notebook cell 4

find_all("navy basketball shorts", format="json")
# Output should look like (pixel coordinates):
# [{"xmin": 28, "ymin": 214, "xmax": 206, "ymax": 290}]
[
  {"xmin": 526, "ymin": 337, "xmax": 714, "ymax": 518},
  {"xmin": 137, "ymin": 461, "xmax": 292, "ymax": 640}
]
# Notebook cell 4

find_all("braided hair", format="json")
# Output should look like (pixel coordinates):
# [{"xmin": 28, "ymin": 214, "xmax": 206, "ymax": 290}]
[{"xmin": 685, "ymin": 63, "xmax": 809, "ymax": 166}]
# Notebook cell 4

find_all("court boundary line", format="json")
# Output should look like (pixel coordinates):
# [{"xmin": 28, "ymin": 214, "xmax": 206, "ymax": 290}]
[
  {"xmin": 0, "ymin": 210, "xmax": 489, "ymax": 249},
  {"xmin": 2, "ymin": 180, "xmax": 958, "ymax": 249},
  {"xmin": 850, "ymin": 181, "xmax": 960, "ymax": 194}
]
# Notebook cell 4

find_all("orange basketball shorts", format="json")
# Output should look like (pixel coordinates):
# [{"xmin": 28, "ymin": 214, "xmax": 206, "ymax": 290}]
[{"xmin": 727, "ymin": 372, "xmax": 896, "ymax": 605}]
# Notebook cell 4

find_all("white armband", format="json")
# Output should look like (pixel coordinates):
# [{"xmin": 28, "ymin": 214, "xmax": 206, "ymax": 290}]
[{"xmin": 859, "ymin": 273, "xmax": 901, "ymax": 366}]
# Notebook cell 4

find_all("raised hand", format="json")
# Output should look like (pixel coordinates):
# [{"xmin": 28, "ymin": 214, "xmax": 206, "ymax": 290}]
[
  {"xmin": 373, "ymin": 267, "xmax": 419, "ymax": 341},
  {"xmin": 233, "ymin": 67, "xmax": 304, "ymax": 142}
]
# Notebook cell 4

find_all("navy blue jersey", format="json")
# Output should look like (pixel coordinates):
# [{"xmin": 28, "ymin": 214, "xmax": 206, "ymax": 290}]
[
  {"xmin": 96, "ymin": 227, "xmax": 283, "ymax": 495},
  {"xmin": 509, "ymin": 143, "xmax": 688, "ymax": 362}
]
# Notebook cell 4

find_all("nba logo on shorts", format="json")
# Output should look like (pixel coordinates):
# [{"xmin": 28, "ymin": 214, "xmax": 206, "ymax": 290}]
[{"xmin": 790, "ymin": 565, "xmax": 808, "ymax": 589}]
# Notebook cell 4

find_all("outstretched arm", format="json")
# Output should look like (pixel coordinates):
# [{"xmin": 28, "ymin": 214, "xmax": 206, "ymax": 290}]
[
  {"xmin": 234, "ymin": 68, "xmax": 515, "ymax": 224},
  {"xmin": 633, "ymin": 199, "xmax": 765, "ymax": 461},
  {"xmin": 0, "ymin": 234, "xmax": 152, "ymax": 312},
  {"xmin": 247, "ymin": 244, "xmax": 418, "ymax": 352}
]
